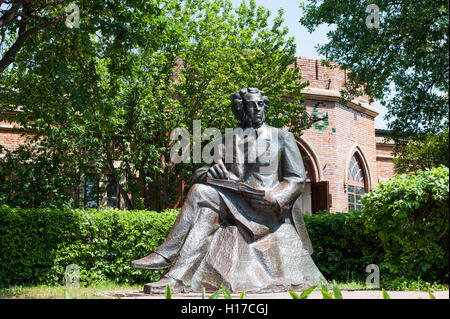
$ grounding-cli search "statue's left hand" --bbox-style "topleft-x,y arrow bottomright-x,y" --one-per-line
243,190 -> 280,211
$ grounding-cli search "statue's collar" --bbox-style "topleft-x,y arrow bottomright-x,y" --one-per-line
238,123 -> 272,141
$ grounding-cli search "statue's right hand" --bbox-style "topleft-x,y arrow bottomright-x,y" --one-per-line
207,159 -> 230,180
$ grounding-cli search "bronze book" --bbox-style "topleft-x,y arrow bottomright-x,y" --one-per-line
206,177 -> 265,196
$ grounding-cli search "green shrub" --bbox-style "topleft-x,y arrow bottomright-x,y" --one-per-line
2,167 -> 448,289
0,206 -> 178,287
359,166 -> 449,282
304,212 -> 383,283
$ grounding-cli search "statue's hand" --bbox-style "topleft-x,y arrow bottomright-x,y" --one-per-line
243,190 -> 280,211
207,159 -> 230,180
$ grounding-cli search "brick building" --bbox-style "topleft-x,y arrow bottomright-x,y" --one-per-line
0,56 -> 396,212
293,57 -> 395,213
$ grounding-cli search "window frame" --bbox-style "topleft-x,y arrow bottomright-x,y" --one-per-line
84,174 -> 100,209
347,154 -> 366,212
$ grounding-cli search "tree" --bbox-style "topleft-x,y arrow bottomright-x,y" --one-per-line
1,0 -> 308,210
299,0 -> 449,141
0,0 -> 74,74
393,130 -> 449,174
0,143 -> 80,208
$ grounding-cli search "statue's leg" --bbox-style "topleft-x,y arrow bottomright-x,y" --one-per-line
131,183 -> 224,270
155,183 -> 224,260
144,184 -> 224,293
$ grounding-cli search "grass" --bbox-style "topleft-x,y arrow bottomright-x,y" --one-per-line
0,280 -> 447,299
336,280 -> 448,291
0,282 -> 143,299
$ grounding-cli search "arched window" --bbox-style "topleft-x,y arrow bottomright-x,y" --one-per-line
347,154 -> 366,211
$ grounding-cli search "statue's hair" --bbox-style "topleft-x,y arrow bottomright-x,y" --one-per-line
231,88 -> 269,125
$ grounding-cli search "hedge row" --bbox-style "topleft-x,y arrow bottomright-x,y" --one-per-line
1,205 -> 377,287
303,212 -> 383,283
0,167 -> 447,287
0,207 -> 178,287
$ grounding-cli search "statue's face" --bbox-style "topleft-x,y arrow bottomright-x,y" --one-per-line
243,93 -> 265,127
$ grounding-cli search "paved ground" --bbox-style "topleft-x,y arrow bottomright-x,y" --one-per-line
103,290 -> 449,299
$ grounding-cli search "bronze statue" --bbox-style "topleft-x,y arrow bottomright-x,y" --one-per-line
131,87 -> 325,293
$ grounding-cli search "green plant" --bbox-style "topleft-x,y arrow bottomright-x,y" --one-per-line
288,285 -> 317,299
394,130 -> 449,174
199,284 -> 223,299
332,281 -> 343,299
300,0 -> 449,138
318,279 -> 343,299
1,0 -> 309,211
303,212 -> 383,283
222,285 -> 232,299
165,285 -> 172,299
208,290 -> 222,299
0,206 -> 178,287
199,284 -> 245,299
428,290 -> 436,299
360,167 -> 449,283
381,277 -> 448,291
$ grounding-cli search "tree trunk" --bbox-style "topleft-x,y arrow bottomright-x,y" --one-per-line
104,144 -> 134,210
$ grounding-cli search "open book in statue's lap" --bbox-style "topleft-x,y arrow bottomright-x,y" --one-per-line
131,88 -> 325,293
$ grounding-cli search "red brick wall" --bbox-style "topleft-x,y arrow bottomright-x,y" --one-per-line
0,129 -> 26,152
0,114 -> 27,153
295,57 -> 370,104
376,143 -> 396,181
300,99 -> 377,212
293,57 -> 395,212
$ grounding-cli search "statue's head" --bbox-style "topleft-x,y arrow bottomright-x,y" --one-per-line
231,88 -> 269,128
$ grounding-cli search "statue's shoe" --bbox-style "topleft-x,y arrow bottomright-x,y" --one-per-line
131,253 -> 171,270
144,277 -> 187,294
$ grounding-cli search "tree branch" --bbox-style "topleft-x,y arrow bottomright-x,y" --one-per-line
0,13 -> 64,73
0,2 -> 19,27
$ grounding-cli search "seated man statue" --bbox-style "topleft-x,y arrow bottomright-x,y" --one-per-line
131,87 -> 325,293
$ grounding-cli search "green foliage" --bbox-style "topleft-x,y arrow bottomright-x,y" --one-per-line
383,277 -> 448,291
319,278 -> 333,299
201,285 -> 206,299
332,280 -> 343,299
360,166 -> 449,282
0,144 -> 81,209
393,130 -> 449,174
165,284 -> 172,299
0,206 -> 178,287
382,288 -> 390,299
299,0 -> 449,138
0,0 -> 308,211
208,289 -> 221,299
0,1 -> 72,73
222,285 -> 232,299
288,285 -> 318,299
303,212 -> 383,283
2,187 -> 447,288
288,290 -> 300,299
